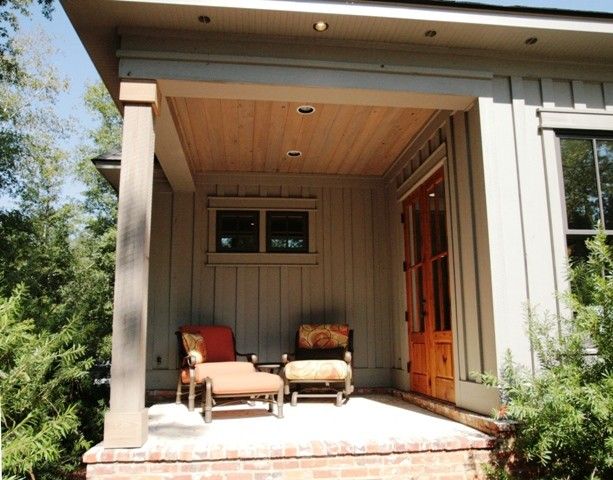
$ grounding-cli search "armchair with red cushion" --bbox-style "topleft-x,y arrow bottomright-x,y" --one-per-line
175,325 -> 283,423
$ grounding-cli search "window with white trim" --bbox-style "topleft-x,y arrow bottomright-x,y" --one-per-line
206,196 -> 318,266
559,133 -> 613,257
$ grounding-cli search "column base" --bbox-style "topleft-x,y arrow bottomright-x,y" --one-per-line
103,409 -> 148,448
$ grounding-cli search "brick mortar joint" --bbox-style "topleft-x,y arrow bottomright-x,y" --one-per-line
85,447 -> 493,466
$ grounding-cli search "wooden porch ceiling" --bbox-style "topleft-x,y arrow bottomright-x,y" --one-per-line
167,97 -> 434,176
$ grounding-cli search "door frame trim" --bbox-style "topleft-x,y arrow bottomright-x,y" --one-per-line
396,144 -> 446,202
402,165 -> 456,403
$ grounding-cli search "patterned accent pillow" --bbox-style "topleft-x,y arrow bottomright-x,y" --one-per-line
181,332 -> 207,364
298,324 -> 349,349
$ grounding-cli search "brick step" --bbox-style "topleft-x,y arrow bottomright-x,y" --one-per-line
86,448 -> 492,479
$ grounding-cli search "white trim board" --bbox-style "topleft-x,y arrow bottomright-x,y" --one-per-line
539,109 -> 613,130
208,197 -> 317,210
206,252 -> 318,266
194,172 -> 385,189
121,1 -> 613,34
396,143 -> 447,202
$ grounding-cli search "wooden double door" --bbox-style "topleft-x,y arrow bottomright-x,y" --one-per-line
402,169 -> 455,403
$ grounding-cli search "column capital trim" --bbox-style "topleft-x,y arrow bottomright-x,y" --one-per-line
119,79 -> 160,115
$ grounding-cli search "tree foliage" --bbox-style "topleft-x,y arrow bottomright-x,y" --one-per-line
0,287 -> 93,480
478,231 -> 613,480
0,1 -> 57,191
0,4 -> 121,474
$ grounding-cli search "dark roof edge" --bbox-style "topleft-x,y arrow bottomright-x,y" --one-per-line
348,0 -> 613,20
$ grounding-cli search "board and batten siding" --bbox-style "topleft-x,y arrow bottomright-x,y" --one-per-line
478,77 -> 613,377
146,174 -> 393,389
385,77 -> 613,414
385,108 -> 498,414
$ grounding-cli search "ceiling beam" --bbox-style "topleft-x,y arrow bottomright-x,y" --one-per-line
155,95 -> 195,192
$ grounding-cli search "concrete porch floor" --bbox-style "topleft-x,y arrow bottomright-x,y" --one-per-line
84,394 -> 495,479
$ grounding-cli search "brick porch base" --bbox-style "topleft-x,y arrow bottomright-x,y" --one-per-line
85,440 -> 492,479
84,395 -> 495,479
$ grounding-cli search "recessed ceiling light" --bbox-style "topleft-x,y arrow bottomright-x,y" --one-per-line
424,30 -> 437,38
525,37 -> 538,45
313,21 -> 329,32
297,105 -> 315,115
287,150 -> 302,158
198,15 -> 211,24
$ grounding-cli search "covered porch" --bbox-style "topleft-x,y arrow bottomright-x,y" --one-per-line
96,75 -> 504,445
95,72 -> 505,448
62,0 -> 559,464
84,394 -> 496,479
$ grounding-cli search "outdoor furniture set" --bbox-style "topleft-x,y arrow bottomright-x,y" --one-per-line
176,324 -> 354,423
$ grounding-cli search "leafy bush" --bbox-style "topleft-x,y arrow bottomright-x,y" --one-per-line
478,232 -> 613,480
0,287 -> 94,480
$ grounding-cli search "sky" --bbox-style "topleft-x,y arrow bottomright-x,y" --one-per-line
12,0 -> 613,204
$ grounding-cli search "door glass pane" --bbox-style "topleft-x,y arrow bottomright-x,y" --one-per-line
432,256 -> 451,331
597,140 -> 613,229
561,138 -> 600,229
410,267 -> 424,333
433,258 -> 440,329
429,180 -> 447,256
441,256 -> 451,331
409,200 -> 422,265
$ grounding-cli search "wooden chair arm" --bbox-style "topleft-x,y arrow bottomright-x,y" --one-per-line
237,352 -> 258,363
281,353 -> 294,364
344,351 -> 352,364
184,354 -> 198,368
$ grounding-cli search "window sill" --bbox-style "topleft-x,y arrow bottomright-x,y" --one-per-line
206,252 -> 319,266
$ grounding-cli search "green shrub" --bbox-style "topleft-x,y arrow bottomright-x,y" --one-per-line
478,231 -> 613,480
0,287 -> 94,480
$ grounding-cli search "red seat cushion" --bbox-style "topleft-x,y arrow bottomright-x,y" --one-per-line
179,325 -> 236,362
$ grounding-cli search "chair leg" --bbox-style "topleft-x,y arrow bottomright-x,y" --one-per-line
204,378 -> 213,423
175,376 -> 183,404
291,391 -> 298,406
276,387 -> 284,419
188,370 -> 196,411
345,375 -> 353,397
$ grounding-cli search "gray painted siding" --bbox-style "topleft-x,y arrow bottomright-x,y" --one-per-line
146,179 -> 393,389
386,108 -> 498,413
144,74 -> 613,415
480,77 -> 613,373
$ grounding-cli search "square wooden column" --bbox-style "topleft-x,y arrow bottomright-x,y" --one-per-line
103,81 -> 159,448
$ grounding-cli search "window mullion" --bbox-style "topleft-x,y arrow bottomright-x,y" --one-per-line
593,138 -> 606,229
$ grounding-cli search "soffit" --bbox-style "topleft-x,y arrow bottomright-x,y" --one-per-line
167,97 -> 434,176
61,0 -> 613,102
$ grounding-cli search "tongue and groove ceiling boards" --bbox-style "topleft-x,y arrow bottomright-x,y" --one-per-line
167,98 -> 435,176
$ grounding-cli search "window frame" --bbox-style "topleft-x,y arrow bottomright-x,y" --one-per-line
215,210 -> 260,253
206,196 -> 318,266
266,210 -> 309,253
557,130 -> 613,237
